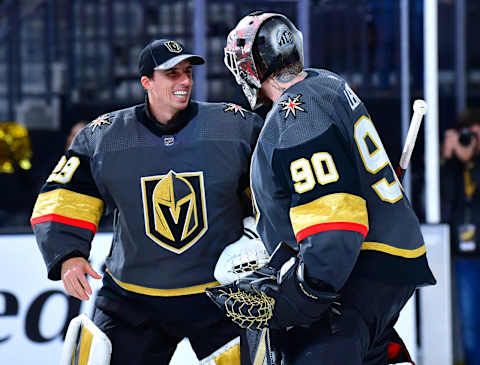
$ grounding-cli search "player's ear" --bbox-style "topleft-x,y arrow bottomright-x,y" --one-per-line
140,75 -> 151,90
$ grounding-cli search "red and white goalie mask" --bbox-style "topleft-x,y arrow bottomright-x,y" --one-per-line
224,11 -> 304,110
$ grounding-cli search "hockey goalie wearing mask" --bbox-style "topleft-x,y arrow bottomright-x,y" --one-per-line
208,11 -> 436,365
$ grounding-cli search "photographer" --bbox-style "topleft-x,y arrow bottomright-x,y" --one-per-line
442,123 -> 479,165
441,108 -> 480,365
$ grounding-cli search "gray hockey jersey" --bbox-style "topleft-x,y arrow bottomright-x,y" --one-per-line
251,69 -> 435,291
32,100 -> 263,295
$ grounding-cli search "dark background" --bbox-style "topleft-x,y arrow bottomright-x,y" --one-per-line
1,0 -> 478,231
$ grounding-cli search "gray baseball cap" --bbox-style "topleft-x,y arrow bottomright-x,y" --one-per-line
138,39 -> 205,76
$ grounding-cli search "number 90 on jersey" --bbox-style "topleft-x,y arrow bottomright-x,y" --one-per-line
290,152 -> 339,194
289,116 -> 403,205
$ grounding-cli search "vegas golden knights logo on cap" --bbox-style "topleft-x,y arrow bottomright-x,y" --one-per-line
164,41 -> 183,53
141,171 -> 207,254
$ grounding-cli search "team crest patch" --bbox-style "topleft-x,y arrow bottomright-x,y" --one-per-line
90,113 -> 111,132
279,94 -> 306,119
223,103 -> 246,119
164,41 -> 182,53
141,171 -> 208,254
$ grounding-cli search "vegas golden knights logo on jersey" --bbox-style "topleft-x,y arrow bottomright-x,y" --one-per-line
141,171 -> 208,254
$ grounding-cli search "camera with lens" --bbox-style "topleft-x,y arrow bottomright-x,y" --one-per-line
459,128 -> 475,146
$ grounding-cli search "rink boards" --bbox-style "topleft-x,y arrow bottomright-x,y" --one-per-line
0,225 -> 450,365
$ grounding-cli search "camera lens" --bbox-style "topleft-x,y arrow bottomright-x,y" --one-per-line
459,128 -> 473,146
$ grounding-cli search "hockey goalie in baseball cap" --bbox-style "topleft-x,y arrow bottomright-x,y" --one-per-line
33,35 -> 264,365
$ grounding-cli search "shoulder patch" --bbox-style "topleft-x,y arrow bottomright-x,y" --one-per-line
90,113 -> 112,132
343,83 -> 361,111
223,103 -> 246,119
278,93 -> 306,119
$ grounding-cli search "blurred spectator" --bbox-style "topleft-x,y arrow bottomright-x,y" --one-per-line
66,121 -> 88,150
368,0 -> 425,94
368,0 -> 397,91
411,0 -> 424,94
441,108 -> 480,365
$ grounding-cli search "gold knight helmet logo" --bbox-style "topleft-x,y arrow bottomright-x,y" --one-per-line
163,41 -> 183,53
141,171 -> 208,254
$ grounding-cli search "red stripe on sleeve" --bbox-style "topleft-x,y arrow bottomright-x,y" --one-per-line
296,222 -> 368,242
31,214 -> 97,234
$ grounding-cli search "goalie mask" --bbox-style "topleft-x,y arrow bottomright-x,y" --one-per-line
224,11 -> 304,110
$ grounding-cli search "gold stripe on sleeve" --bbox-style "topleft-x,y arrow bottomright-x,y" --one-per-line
289,193 -> 368,236
31,188 -> 104,227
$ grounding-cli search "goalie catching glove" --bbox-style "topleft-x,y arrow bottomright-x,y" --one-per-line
206,242 -> 341,330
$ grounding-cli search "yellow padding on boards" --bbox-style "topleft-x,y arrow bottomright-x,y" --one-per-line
289,193 -> 368,235
75,326 -> 93,365
215,342 -> 240,365
32,188 -> 103,225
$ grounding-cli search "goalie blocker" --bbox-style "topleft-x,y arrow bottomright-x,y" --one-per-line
214,216 -> 269,285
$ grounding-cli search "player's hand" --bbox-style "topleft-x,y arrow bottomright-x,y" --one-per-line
61,257 -> 102,301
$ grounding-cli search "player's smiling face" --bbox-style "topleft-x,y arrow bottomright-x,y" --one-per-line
150,60 -> 193,113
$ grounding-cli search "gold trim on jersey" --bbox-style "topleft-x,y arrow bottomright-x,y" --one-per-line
106,270 -> 219,296
361,241 -> 426,258
31,188 -> 103,226
289,193 -> 368,236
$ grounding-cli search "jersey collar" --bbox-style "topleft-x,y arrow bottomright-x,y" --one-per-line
136,95 -> 198,136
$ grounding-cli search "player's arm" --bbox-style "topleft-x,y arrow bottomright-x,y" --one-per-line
272,123 -> 368,292
214,112 -> 267,284
237,112 -> 264,217
31,129 -> 104,298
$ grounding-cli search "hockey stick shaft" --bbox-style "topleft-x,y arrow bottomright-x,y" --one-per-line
396,99 -> 428,183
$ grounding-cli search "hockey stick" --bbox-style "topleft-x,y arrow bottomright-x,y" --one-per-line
396,99 -> 428,183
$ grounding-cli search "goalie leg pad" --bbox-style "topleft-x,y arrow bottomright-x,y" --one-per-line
198,336 -> 240,365
61,313 -> 112,365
